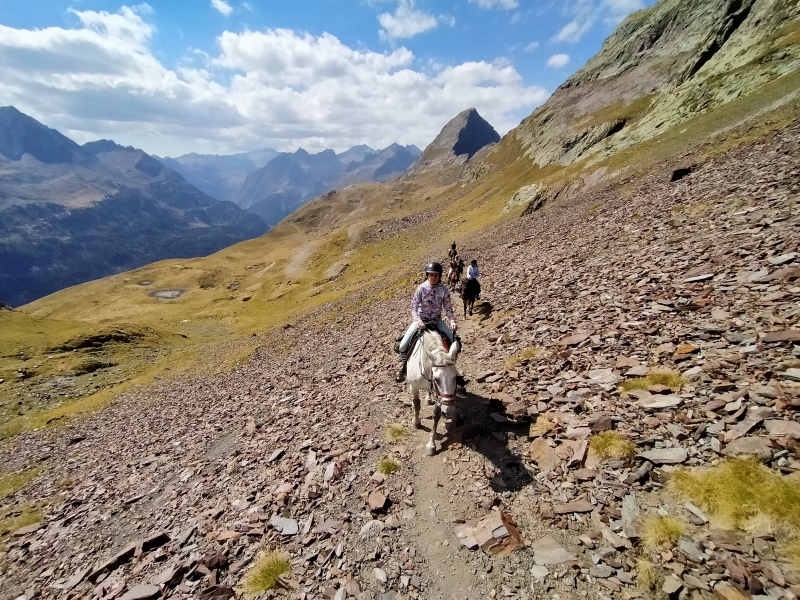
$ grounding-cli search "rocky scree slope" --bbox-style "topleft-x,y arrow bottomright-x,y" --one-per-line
1,123 -> 798,600
0,107 -> 268,308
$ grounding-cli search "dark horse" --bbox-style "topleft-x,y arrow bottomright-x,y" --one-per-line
460,278 -> 479,317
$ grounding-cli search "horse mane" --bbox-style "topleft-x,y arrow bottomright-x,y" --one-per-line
421,330 -> 456,367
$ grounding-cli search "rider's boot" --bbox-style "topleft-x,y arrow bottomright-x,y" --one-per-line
395,353 -> 407,383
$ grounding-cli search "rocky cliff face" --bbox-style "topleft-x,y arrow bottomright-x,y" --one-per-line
503,0 -> 800,169
0,108 -> 268,307
404,108 -> 500,176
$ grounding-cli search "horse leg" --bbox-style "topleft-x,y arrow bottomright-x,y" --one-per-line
426,403 -> 441,456
426,390 -> 435,406
411,389 -> 421,429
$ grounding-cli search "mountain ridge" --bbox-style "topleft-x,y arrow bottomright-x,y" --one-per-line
0,107 -> 268,306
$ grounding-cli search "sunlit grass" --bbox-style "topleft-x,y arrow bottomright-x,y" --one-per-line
241,550 -> 292,595
377,457 -> 401,476
620,371 -> 684,393
589,431 -> 638,461
385,424 -> 408,442
640,515 -> 686,552
636,560 -> 662,591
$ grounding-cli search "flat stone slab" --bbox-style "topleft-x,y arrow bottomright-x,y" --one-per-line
764,420 -> 800,437
558,331 -> 592,346
722,436 -> 772,460
762,330 -> 800,343
640,395 -> 682,411
119,585 -> 161,600
270,516 -> 299,535
530,535 -> 577,565
455,511 -> 525,556
553,500 -> 594,514
638,448 -> 688,464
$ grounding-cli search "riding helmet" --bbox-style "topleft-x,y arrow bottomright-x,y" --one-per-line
425,261 -> 443,275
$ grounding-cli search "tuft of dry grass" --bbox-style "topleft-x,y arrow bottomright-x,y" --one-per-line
670,458 -> 800,531
620,371 -> 685,393
385,424 -> 407,442
636,560 -> 662,591
640,515 -> 686,552
589,431 -> 638,461
378,457 -> 401,475
241,550 -> 291,595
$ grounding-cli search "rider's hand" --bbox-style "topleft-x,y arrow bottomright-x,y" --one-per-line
451,321 -> 458,332
417,321 -> 426,329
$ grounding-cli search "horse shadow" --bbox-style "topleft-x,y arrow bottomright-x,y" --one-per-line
438,388 -> 533,494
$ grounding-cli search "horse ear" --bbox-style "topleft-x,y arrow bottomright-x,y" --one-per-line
448,340 -> 460,359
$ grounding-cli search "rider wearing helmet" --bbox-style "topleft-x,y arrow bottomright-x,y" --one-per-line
466,258 -> 481,300
395,261 -> 458,383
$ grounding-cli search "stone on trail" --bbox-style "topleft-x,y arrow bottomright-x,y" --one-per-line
529,438 -> 560,473
640,394 -> 682,411
368,490 -> 387,512
529,535 -> 576,565
455,511 -> 525,556
638,447 -> 688,464
267,448 -> 286,462
558,331 -> 592,346
553,500 -> 594,514
764,420 -> 800,437
64,567 -> 91,590
530,565 -> 549,582
714,582 -> 749,600
762,330 -> 800,343
722,436 -> 772,460
270,516 -> 299,535
12,522 -> 42,537
373,568 -> 388,583
119,585 -> 161,600
663,574 -> 684,595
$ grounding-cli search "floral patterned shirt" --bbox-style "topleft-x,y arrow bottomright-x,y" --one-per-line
411,281 -> 456,325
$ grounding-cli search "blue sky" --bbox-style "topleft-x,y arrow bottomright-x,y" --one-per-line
0,0 -> 653,156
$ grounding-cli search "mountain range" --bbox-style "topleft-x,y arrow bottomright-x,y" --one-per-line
161,143 -> 421,226
233,143 -> 421,225
0,106 -> 268,307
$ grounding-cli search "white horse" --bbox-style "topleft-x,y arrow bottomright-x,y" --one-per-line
406,329 -> 461,456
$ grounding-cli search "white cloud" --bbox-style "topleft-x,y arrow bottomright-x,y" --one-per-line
524,41 -> 539,52
552,0 -> 643,43
468,0 -> 518,9
379,1 -> 438,40
211,0 -> 233,16
0,7 -> 549,156
546,53 -> 570,68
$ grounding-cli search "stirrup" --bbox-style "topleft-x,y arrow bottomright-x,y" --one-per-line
395,365 -> 407,383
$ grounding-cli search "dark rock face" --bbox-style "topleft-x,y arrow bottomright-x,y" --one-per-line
0,107 -> 268,306
406,108 -> 500,175
0,106 -> 85,164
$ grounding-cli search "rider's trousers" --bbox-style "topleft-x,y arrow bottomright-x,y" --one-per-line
398,320 -> 454,353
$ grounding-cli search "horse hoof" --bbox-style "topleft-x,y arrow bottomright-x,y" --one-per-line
425,445 -> 436,456
412,420 -> 422,429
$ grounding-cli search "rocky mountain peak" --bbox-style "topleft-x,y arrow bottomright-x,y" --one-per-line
406,108 -> 500,176
0,105 -> 85,165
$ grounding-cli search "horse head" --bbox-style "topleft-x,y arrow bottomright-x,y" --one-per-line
431,338 -> 460,417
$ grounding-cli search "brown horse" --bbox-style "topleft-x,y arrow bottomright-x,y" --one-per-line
461,277 -> 479,317
447,259 -> 463,291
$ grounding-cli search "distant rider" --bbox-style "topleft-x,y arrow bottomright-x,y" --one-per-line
448,242 -> 458,260
467,259 -> 481,300
395,262 -> 464,384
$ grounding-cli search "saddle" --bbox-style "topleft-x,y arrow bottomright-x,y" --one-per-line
394,323 -> 461,354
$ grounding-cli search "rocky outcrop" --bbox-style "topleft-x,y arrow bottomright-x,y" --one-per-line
497,0 -> 800,169
405,108 -> 500,176
0,108 -> 268,307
